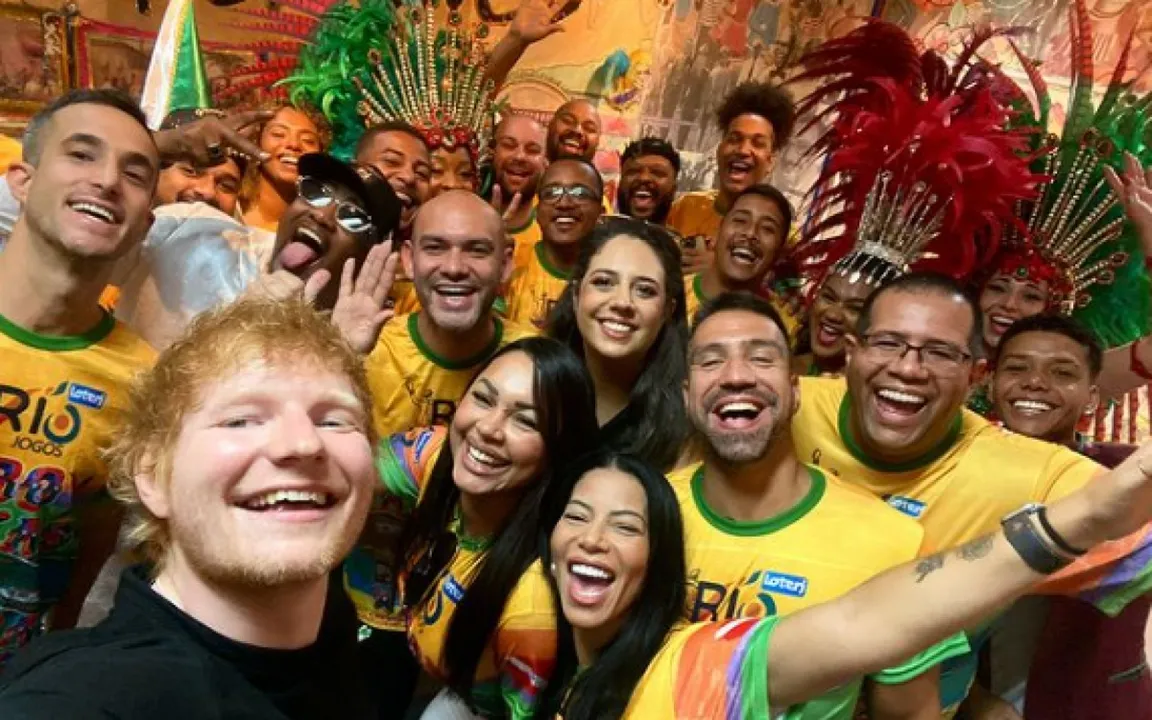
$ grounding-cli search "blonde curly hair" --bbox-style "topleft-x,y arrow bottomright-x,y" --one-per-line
106,296 -> 376,567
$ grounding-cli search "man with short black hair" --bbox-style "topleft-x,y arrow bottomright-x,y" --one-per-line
0,89 -> 159,667
668,81 -> 795,271
504,158 -> 603,327
355,121 -> 432,234
673,291 -> 965,718
792,271 -> 1152,713
617,137 -> 680,225
682,184 -> 797,339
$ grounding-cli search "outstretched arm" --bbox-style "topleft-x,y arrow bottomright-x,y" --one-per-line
764,442 -> 1152,709
1095,154 -> 1152,398
484,0 -> 567,90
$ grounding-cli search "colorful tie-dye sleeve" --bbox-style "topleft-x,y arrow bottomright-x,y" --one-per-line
378,425 -> 448,503
494,564 -> 558,720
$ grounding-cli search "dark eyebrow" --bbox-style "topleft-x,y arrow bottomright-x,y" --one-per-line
475,378 -> 498,395
62,133 -> 102,148
609,509 -> 647,526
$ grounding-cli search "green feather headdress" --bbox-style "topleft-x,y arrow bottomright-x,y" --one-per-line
283,0 -> 498,163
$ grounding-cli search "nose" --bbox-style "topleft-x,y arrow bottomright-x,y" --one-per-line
284,133 -> 303,152
822,305 -> 845,325
473,408 -> 506,444
93,157 -> 122,197
268,406 -> 324,462
887,346 -> 932,380
440,247 -> 467,278
189,175 -> 218,204
607,282 -> 636,314
309,202 -> 338,231
717,356 -> 756,388
576,519 -> 608,553
1020,368 -> 1049,391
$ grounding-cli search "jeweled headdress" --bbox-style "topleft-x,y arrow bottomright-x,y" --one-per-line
786,21 -> 1044,289
987,2 -> 1152,346
284,0 -> 497,163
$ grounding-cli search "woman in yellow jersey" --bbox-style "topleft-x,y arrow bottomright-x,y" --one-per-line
532,447 -> 1152,720
373,337 -> 597,718
547,217 -> 691,471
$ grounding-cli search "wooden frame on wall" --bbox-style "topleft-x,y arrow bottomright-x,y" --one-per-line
0,4 -> 70,129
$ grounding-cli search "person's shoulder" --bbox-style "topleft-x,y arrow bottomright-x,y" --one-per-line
816,468 -> 925,551
104,319 -> 159,365
671,191 -> 717,209
368,313 -> 417,356
0,627 -> 222,719
499,317 -> 540,343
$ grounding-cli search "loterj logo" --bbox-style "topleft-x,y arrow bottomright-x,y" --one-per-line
67,383 -> 107,410
886,495 -> 926,519
760,571 -> 809,598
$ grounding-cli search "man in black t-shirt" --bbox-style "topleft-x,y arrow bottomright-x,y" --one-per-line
0,297 -> 379,720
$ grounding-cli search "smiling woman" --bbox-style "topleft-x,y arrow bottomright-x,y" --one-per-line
547,216 -> 691,471
345,337 -> 598,718
240,105 -> 328,233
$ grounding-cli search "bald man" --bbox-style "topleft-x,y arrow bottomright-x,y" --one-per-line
364,190 -> 537,435
489,114 -> 548,250
547,98 -> 601,162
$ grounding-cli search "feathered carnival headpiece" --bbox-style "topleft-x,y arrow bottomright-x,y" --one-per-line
987,0 -> 1152,346
786,21 -> 1045,290
283,0 -> 498,162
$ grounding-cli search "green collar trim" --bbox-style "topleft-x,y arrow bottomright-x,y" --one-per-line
0,310 -> 115,351
691,464 -> 826,537
837,393 -> 962,472
692,273 -> 708,305
507,206 -> 537,235
451,507 -> 494,551
535,241 -> 570,281
408,312 -> 504,371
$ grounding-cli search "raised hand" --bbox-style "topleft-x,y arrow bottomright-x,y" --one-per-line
330,242 -> 399,354
509,0 -> 568,44
490,184 -> 525,229
1103,152 -> 1152,257
154,109 -> 274,168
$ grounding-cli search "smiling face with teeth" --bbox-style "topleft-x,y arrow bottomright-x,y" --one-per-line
575,234 -> 672,368
992,330 -> 1099,444
537,160 -> 603,253
449,350 -> 547,501
549,465 -> 650,652
357,127 -> 432,230
713,192 -> 786,288
808,273 -> 872,365
491,115 -> 547,202
845,289 -> 979,464
8,102 -> 159,265
618,154 -> 678,224
135,360 -> 375,588
687,308 -> 796,463
978,273 -> 1051,351
716,114 -> 775,199
406,191 -> 510,333
546,99 -> 602,162
258,107 -> 322,189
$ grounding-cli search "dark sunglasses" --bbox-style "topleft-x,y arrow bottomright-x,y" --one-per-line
296,176 -> 375,235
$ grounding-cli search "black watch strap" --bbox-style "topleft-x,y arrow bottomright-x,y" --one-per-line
1002,513 -> 1072,575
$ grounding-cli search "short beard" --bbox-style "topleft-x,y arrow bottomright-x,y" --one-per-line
416,280 -> 497,333
692,397 -> 787,465
497,173 -> 539,205
619,188 -> 674,226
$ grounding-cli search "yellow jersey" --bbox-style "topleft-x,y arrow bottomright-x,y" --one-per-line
684,272 -> 801,342
668,190 -> 723,247
669,463 -> 967,718
364,312 -> 536,436
507,205 -> 542,258
355,426 -> 557,719
504,242 -> 570,330
388,278 -> 421,316
791,376 -> 1152,709
0,312 -> 155,666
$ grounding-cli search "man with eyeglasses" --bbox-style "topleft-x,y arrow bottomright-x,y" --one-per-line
504,158 -> 603,327
789,272 -> 1152,714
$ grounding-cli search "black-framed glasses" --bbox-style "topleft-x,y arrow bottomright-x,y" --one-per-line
402,530 -> 458,608
861,333 -> 972,372
296,176 -> 374,235
539,183 -> 600,204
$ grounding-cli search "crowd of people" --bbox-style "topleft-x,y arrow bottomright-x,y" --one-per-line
1,0 -> 1152,718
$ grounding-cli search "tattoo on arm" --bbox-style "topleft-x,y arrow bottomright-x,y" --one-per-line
914,554 -> 944,583
958,535 -> 994,562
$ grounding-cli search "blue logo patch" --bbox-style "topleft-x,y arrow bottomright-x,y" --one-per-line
760,571 -> 809,598
67,383 -> 107,410
443,575 -> 466,604
886,495 -> 926,518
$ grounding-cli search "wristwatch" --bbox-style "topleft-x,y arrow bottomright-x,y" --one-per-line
1001,504 -> 1079,575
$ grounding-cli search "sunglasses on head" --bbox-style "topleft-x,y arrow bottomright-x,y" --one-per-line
296,176 -> 375,236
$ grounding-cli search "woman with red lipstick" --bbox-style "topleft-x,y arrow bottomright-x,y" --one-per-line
533,445 -> 1152,720
351,337 -> 597,719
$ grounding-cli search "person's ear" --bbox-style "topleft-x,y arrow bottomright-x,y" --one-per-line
135,449 -> 172,521
6,162 -> 34,205
1084,384 -> 1101,417
400,239 -> 414,280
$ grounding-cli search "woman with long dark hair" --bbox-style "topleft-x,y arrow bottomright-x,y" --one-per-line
533,448 -> 1152,719
546,216 -> 691,471
378,337 -> 597,718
